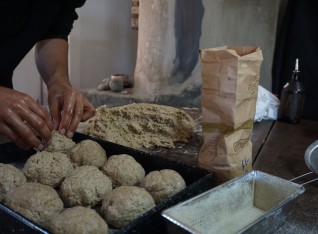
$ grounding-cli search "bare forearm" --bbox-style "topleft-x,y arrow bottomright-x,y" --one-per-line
35,38 -> 71,88
34,38 -> 95,137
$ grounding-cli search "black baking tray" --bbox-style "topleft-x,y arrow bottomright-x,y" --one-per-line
0,132 -> 215,234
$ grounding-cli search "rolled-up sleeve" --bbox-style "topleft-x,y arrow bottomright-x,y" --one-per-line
39,0 -> 86,41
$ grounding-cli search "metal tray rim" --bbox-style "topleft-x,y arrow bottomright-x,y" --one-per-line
161,170 -> 305,233
0,132 -> 216,234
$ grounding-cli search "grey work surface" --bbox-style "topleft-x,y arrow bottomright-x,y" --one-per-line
142,109 -> 275,166
145,116 -> 318,233
253,120 -> 318,234
3,105 -> 316,233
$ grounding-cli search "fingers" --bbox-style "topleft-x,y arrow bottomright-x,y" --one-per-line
0,88 -> 54,150
49,94 -> 61,130
81,99 -> 96,121
0,111 -> 45,151
0,125 -> 31,150
20,106 -> 54,144
57,91 -> 78,136
13,97 -> 54,143
27,100 -> 55,137
65,97 -> 95,136
66,99 -> 83,138
48,86 -> 95,138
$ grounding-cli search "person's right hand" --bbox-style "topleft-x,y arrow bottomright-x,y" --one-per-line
0,86 -> 54,150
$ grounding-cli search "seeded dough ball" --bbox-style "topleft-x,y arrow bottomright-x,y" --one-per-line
101,186 -> 155,228
140,169 -> 186,204
102,154 -> 145,188
23,151 -> 74,188
0,164 -> 26,202
48,206 -> 108,234
44,131 -> 76,153
60,166 -> 112,207
4,182 -> 64,228
69,140 -> 106,168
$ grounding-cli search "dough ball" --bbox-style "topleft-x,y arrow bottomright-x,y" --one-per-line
23,151 -> 74,188
4,182 -> 64,228
48,206 -> 108,234
101,186 -> 155,228
69,139 -> 106,168
140,169 -> 186,204
44,131 -> 76,153
0,163 -> 26,202
60,165 -> 112,207
102,154 -> 145,188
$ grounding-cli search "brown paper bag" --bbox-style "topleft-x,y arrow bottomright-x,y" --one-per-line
198,46 -> 263,183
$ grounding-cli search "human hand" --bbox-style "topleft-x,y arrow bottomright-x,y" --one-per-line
47,82 -> 95,138
0,86 -> 54,150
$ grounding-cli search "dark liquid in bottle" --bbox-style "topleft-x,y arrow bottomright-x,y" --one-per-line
278,59 -> 305,124
278,80 -> 305,124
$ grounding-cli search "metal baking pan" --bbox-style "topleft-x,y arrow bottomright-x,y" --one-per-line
0,132 -> 215,234
162,170 -> 305,234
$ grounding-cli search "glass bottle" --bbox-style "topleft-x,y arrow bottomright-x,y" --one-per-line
278,58 -> 305,124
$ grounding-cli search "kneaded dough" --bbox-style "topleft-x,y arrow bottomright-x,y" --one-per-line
0,163 -> 26,202
101,186 -> 155,228
23,151 -> 74,188
69,139 -> 106,168
140,169 -> 186,204
4,182 -> 64,228
86,103 -> 195,149
44,131 -> 76,153
48,206 -> 108,234
102,154 -> 145,188
60,165 -> 112,207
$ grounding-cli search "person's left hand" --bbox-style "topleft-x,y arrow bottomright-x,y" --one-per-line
47,82 -> 95,138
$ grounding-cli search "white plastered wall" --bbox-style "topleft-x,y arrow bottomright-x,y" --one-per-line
69,0 -> 138,90
13,0 -> 138,105
12,0 -> 287,105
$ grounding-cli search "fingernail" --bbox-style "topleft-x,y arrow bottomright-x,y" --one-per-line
47,138 -> 53,146
36,144 -> 44,151
67,132 -> 74,138
59,128 -> 66,135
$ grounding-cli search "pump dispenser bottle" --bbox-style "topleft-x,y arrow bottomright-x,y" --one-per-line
278,58 -> 305,124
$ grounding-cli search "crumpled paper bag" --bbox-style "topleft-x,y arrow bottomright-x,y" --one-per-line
198,46 -> 263,183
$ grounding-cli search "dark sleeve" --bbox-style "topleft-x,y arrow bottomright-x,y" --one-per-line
39,0 -> 86,41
